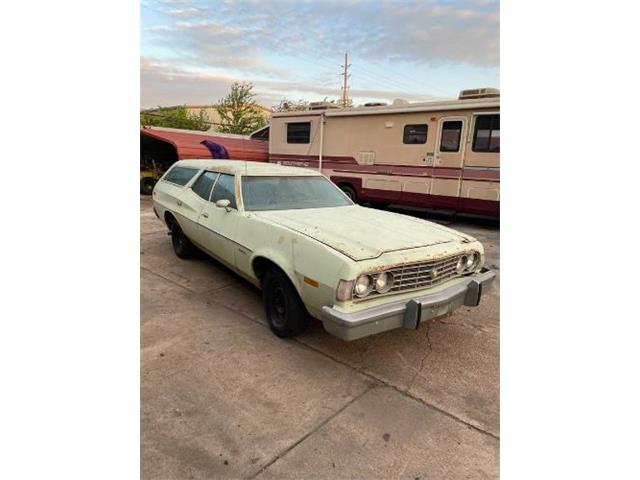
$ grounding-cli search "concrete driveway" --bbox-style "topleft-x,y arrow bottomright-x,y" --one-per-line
141,196 -> 500,479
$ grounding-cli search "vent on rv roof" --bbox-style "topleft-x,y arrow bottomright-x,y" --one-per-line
458,88 -> 500,100
392,98 -> 409,106
363,102 -> 387,107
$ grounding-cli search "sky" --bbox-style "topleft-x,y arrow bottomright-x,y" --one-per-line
140,0 -> 499,109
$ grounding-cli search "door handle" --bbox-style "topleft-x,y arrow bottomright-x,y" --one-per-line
177,200 -> 182,206
202,212 -> 209,218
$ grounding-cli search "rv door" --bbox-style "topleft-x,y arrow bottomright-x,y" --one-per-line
419,116 -> 467,210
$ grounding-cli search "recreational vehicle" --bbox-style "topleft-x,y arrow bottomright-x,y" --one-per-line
256,88 -> 500,217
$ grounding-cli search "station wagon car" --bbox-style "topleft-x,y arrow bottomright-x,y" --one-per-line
152,159 -> 495,341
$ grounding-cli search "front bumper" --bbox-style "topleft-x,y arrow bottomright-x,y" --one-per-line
321,268 -> 496,341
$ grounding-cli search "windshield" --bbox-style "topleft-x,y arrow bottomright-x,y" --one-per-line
242,176 -> 353,211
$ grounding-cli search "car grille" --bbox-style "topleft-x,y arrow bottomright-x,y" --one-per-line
388,254 -> 461,292
355,254 -> 464,301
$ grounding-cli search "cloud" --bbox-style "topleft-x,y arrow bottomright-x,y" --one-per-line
147,0 -> 499,67
141,0 -> 498,107
168,6 -> 202,15
140,58 -> 440,109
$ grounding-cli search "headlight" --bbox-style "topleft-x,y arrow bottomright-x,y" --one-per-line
374,271 -> 394,293
466,253 -> 476,269
456,256 -> 467,274
354,274 -> 373,297
457,251 -> 481,274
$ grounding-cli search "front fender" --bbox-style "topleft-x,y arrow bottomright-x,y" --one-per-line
250,248 -> 300,292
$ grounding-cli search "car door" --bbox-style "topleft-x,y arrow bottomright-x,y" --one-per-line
180,170 -> 218,241
197,173 -> 240,269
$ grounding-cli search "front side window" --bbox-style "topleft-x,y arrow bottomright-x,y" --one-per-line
211,173 -> 237,209
403,124 -> 428,144
242,176 -> 353,211
440,121 -> 463,152
163,166 -> 198,186
286,122 -> 311,144
192,171 -> 218,200
472,114 -> 500,152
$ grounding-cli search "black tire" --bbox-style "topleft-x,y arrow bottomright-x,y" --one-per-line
339,184 -> 357,202
262,268 -> 310,338
169,219 -> 196,259
140,177 -> 156,195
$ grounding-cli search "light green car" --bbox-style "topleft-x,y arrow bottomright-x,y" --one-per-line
152,159 -> 495,341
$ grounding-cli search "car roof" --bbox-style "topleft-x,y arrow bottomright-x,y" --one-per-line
174,159 -> 322,177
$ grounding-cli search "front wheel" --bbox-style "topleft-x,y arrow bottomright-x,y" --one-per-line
339,184 -> 357,202
262,269 -> 310,338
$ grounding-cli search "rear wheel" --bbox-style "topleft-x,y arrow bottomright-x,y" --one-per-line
339,184 -> 357,202
262,269 -> 310,338
169,219 -> 196,259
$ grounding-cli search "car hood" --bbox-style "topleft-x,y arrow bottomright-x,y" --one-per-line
254,205 -> 472,261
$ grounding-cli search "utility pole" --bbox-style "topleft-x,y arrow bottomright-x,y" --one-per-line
340,52 -> 351,108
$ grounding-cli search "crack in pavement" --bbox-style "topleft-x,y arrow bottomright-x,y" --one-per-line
246,384 -> 376,480
405,318 -> 434,393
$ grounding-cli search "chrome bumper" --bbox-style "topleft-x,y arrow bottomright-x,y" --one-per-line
321,269 -> 496,341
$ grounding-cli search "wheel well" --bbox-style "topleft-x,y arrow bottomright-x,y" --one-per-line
252,256 -> 309,315
164,211 -> 177,229
252,257 -> 301,291
252,257 -> 283,283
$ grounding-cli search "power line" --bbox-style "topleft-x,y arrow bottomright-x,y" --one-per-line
354,61 -> 450,99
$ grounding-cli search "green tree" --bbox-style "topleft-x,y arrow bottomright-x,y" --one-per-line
140,106 -> 209,131
216,82 -> 267,134
272,98 -> 310,112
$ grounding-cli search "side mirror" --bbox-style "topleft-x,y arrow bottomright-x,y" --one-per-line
215,199 -> 232,212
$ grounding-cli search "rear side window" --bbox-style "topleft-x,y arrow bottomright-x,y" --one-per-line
192,171 -> 218,200
286,122 -> 311,144
163,166 -> 198,186
440,121 -> 463,152
473,114 -> 500,152
211,173 -> 237,209
403,124 -> 428,144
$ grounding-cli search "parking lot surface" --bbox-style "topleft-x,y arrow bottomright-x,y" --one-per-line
141,196 -> 500,479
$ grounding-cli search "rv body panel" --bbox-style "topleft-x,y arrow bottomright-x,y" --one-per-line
268,94 -> 500,217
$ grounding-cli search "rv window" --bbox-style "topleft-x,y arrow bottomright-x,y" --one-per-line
286,122 -> 311,144
403,124 -> 428,144
440,121 -> 463,152
163,166 -> 199,186
472,114 -> 500,153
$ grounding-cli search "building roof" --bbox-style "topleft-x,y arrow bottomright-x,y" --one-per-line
140,126 -> 268,162
141,103 -> 272,114
175,159 -> 322,177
